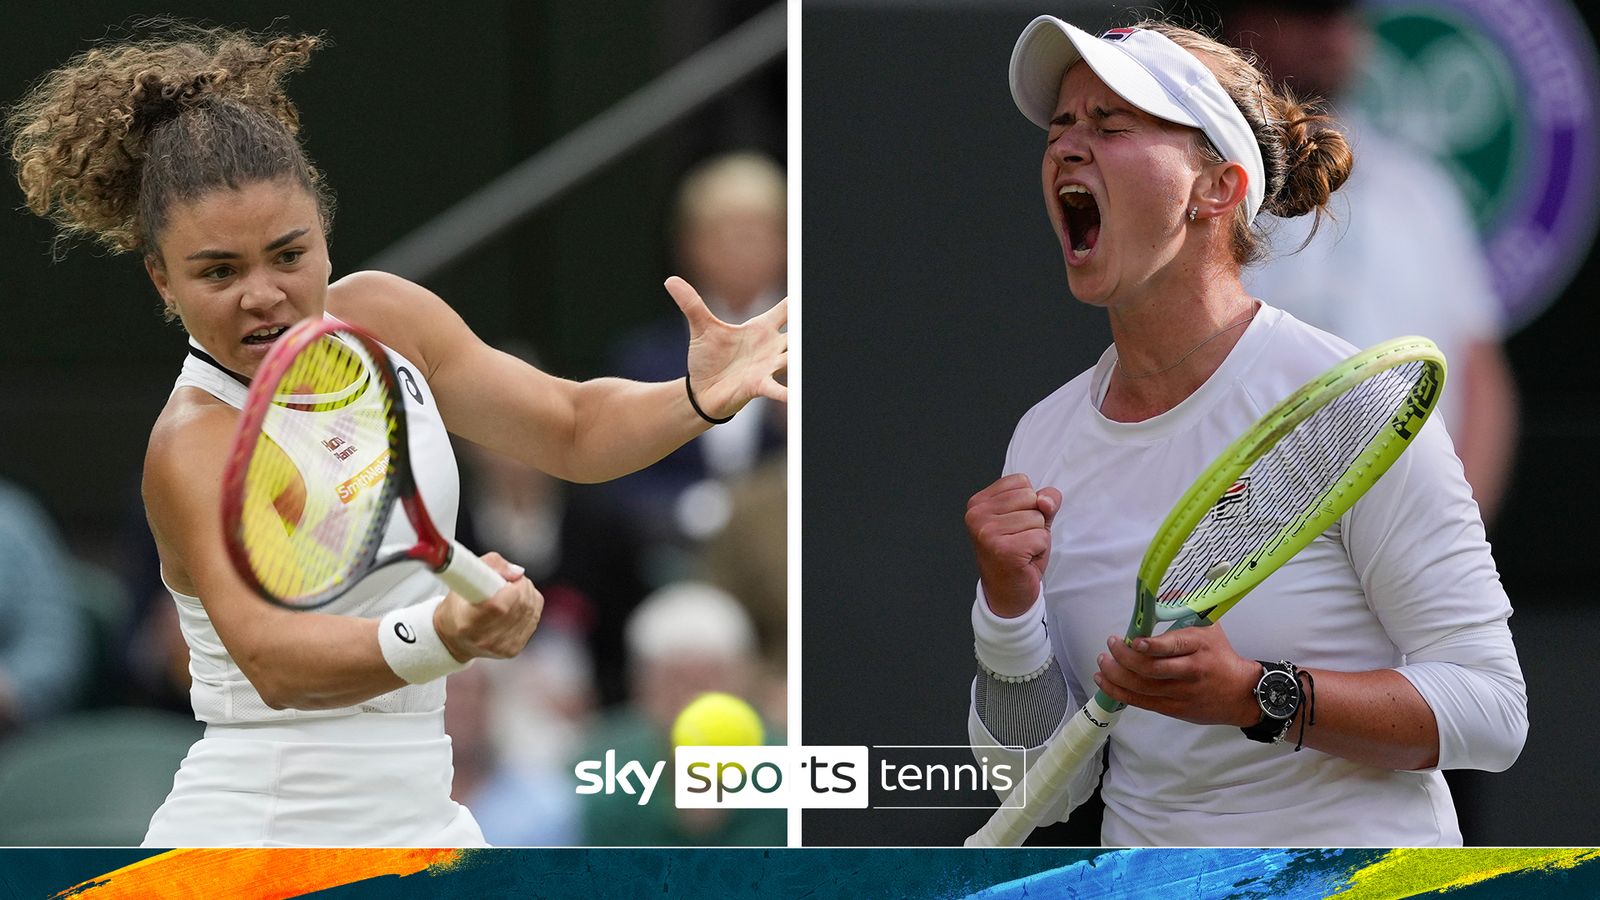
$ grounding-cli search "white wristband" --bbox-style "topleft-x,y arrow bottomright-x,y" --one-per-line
971,586 -> 1051,680
378,597 -> 471,684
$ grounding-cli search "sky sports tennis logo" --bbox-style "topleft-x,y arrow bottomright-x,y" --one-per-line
573,746 -> 1026,809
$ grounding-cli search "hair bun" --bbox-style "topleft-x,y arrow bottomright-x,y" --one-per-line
1265,96 -> 1353,220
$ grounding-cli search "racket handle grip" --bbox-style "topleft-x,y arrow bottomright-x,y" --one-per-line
1169,611 -> 1215,630
965,696 -> 1120,847
437,541 -> 509,604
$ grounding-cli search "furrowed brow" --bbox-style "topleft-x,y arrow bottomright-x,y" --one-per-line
184,228 -> 311,261
265,228 -> 310,252
1091,105 -> 1137,122
184,248 -> 239,261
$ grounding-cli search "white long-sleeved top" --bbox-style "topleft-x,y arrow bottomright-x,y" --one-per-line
969,304 -> 1527,846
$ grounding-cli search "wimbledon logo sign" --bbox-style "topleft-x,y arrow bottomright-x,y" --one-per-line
1354,0 -> 1600,327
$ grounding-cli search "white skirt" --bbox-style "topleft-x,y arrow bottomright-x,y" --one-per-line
143,710 -> 485,847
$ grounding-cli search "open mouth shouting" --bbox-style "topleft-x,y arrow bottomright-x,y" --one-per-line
1059,183 -> 1101,265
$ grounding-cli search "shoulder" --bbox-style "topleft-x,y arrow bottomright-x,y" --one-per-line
143,389 -> 238,507
326,270 -> 466,374
327,269 -> 430,311
1006,364 -> 1101,461
1240,306 -> 1362,395
142,390 -> 253,592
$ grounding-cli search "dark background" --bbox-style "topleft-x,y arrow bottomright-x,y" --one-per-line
802,0 -> 1600,845
0,0 -> 785,558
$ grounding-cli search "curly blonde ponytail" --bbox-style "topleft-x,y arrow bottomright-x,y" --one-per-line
5,23 -> 330,255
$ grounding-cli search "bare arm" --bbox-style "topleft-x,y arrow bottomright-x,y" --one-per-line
1095,625 -> 1441,770
331,271 -> 787,483
143,395 -> 538,710
1453,339 -> 1518,526
1286,668 -> 1438,769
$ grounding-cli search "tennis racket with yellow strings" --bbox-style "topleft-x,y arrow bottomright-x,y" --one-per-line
966,335 -> 1446,846
220,318 -> 505,610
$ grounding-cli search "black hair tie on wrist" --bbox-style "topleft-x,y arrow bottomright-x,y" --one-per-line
1293,668 -> 1317,752
686,375 -> 734,425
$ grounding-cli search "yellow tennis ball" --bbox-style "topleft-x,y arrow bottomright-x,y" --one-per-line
671,692 -> 765,747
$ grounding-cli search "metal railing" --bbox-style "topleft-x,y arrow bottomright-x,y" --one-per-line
365,2 -> 786,281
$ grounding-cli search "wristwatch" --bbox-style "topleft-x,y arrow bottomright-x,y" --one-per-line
1241,660 -> 1300,744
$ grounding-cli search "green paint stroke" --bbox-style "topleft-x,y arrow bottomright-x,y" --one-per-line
1330,848 -> 1600,899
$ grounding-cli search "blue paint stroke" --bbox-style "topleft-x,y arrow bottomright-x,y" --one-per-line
964,848 -> 1360,900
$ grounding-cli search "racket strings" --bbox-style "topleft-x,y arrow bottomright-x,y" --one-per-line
239,333 -> 399,605
274,336 -> 371,411
1155,361 -> 1426,608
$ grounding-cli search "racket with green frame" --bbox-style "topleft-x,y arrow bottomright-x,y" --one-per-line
966,335 -> 1446,847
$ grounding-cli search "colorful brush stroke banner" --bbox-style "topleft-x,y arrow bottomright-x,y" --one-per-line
0,848 -> 1597,898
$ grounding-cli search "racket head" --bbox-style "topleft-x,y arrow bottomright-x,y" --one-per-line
221,318 -> 412,610
1129,335 -> 1447,638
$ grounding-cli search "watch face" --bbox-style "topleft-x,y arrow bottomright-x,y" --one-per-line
1257,670 -> 1298,720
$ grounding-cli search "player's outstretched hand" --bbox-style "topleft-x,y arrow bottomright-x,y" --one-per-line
669,275 -> 788,418
434,552 -> 543,661
1092,623 -> 1261,727
965,474 -> 1062,618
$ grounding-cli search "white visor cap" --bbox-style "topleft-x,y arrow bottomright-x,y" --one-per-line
1009,16 -> 1266,225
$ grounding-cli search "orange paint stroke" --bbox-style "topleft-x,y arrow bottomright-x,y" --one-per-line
53,848 -> 465,900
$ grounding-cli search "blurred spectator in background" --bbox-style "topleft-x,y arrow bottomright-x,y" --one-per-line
0,480 -> 89,734
576,581 -> 783,845
702,452 -> 788,724
455,351 -> 652,709
1219,0 -> 1519,524
604,152 -> 788,555
481,624 -> 598,786
109,489 -> 196,715
445,660 -> 584,846
122,593 -> 191,713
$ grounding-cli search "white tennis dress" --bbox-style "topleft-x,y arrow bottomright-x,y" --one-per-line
143,326 -> 486,847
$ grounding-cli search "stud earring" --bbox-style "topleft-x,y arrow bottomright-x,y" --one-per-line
1188,206 -> 1199,222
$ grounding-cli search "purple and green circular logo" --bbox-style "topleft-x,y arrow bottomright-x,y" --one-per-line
1353,0 -> 1600,328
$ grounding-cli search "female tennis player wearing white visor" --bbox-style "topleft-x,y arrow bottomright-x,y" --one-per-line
963,15 -> 1527,845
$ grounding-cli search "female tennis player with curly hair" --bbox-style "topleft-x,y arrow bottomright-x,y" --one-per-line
6,25 -> 785,846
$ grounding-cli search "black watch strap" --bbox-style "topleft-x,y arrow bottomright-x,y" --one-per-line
1242,660 -> 1300,744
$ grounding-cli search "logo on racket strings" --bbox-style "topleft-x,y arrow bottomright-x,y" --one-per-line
1212,476 -> 1253,521
321,435 -> 360,461
337,451 -> 391,504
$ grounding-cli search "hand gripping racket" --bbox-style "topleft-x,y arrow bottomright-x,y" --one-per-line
965,335 -> 1446,846
221,318 -> 506,610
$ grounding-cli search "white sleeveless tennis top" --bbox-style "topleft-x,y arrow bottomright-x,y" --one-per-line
165,321 -> 461,724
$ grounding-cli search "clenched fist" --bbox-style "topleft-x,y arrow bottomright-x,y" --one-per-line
965,474 -> 1062,618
